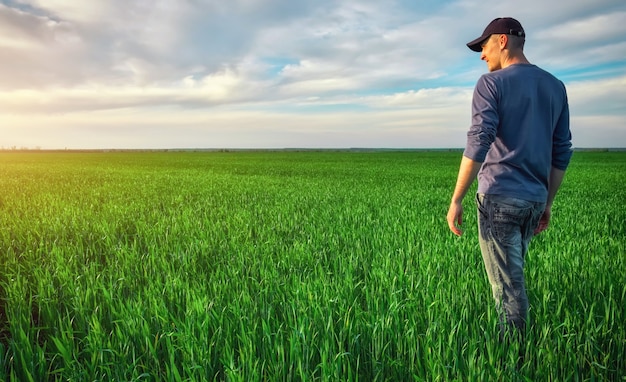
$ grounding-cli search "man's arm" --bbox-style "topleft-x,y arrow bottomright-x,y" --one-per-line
447,155 -> 482,236
534,167 -> 566,234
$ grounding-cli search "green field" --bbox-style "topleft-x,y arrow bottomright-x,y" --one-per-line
0,150 -> 624,381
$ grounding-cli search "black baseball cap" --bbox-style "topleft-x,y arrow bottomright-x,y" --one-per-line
466,17 -> 525,52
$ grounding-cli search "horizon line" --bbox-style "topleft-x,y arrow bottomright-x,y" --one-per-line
1,147 -> 625,153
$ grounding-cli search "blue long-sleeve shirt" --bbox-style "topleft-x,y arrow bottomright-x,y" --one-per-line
463,63 -> 572,202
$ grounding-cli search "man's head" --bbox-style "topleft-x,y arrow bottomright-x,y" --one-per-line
467,17 -> 527,72
467,17 -> 525,52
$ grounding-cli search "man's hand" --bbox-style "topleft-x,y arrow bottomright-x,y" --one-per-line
447,156 -> 482,237
534,206 -> 551,234
447,201 -> 464,236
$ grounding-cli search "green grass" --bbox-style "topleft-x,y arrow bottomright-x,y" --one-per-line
0,150 -> 624,381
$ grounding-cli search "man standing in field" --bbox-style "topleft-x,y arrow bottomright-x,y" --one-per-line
446,17 -> 572,341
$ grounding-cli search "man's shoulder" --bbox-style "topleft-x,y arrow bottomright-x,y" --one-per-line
506,64 -> 561,81
484,64 -> 565,88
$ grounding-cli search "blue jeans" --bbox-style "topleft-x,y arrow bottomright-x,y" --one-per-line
476,194 -> 546,336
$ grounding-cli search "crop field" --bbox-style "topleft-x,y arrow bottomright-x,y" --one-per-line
0,150 -> 624,381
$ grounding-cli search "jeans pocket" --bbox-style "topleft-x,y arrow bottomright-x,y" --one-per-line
491,203 -> 530,246
524,202 -> 547,240
476,194 -> 488,220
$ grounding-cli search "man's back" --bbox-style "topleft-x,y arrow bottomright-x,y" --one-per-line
464,63 -> 572,202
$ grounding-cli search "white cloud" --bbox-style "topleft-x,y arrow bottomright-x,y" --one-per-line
15,0 -> 110,23
0,69 -> 262,114
543,11 -> 626,44
568,75 -> 626,116
0,0 -> 624,148
0,106 -> 470,149
529,11 -> 626,70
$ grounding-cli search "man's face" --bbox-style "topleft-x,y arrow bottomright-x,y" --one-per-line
480,35 -> 502,72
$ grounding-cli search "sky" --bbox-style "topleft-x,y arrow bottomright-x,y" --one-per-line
1,0 -> 625,149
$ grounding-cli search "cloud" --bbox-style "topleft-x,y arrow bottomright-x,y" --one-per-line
0,104 -> 471,149
530,11 -> 626,71
0,4 -> 84,88
1,73 -> 622,149
0,69 -> 266,113
0,0 -> 624,148
567,74 -> 626,147
14,0 -> 110,23
568,75 -> 626,116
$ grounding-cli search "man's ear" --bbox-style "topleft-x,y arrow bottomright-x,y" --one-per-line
499,34 -> 508,50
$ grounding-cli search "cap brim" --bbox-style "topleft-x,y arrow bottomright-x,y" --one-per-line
466,35 -> 488,52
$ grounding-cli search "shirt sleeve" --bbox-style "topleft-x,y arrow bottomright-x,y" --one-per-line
463,75 -> 499,163
551,83 -> 573,170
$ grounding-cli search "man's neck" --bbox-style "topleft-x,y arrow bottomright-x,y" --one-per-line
501,52 -> 530,69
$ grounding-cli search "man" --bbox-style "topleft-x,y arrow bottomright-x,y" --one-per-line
446,17 -> 572,340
